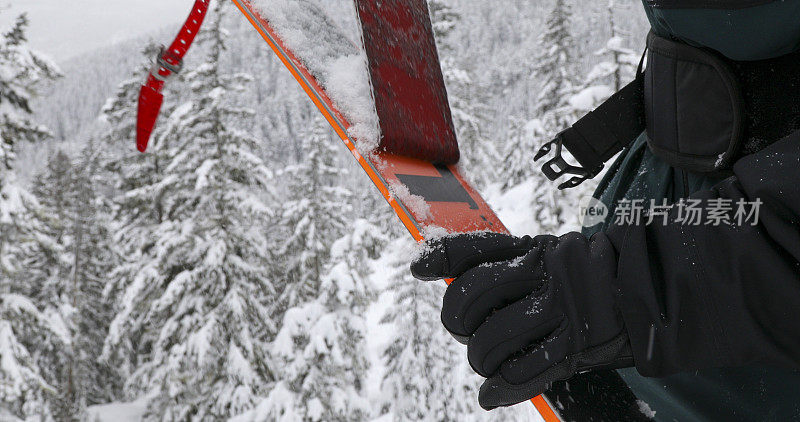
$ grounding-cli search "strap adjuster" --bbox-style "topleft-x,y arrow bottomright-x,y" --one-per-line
152,46 -> 184,82
534,130 -> 603,190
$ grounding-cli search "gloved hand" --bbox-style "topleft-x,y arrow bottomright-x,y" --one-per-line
411,231 -> 634,410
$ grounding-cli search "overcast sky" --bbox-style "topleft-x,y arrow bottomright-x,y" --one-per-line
0,0 -> 195,62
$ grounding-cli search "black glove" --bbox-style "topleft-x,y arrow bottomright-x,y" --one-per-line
411,232 -> 634,410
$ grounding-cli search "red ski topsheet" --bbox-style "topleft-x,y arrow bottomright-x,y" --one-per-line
355,0 -> 460,165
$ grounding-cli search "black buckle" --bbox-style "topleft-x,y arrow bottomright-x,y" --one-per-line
152,46 -> 183,81
534,130 -> 602,190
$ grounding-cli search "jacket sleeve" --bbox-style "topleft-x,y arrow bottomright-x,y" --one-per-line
602,129 -> 800,377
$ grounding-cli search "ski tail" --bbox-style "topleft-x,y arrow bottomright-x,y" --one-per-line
354,0 -> 460,164
136,0 -> 211,152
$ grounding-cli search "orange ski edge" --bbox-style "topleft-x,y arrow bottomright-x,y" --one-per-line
532,395 -> 563,422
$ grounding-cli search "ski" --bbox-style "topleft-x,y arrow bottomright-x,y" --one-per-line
228,0 -> 568,419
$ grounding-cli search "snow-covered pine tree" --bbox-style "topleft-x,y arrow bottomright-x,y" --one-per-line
14,150 -> 78,420
103,4 -> 277,420
0,13 -> 60,182
0,11 -> 61,289
429,0 -> 499,186
17,151 -> 72,309
0,12 -> 63,422
500,115 -> 547,189
532,0 -> 578,126
378,238 -> 484,421
0,295 -> 59,421
567,0 -> 639,121
251,114 -> 362,420
266,219 -> 386,421
596,0 -> 639,92
13,146 -> 121,419
95,45 -> 176,386
98,44 -> 180,381
275,117 -> 351,313
517,0 -> 639,232
500,0 -> 580,187
68,140 -> 124,409
499,0 -> 587,233
308,218 -> 387,420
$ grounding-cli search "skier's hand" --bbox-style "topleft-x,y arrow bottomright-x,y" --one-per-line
411,232 -> 634,410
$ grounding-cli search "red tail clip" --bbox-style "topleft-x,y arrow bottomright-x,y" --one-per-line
136,0 -> 211,152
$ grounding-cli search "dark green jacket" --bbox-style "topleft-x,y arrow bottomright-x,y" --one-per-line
581,2 -> 800,420
586,134 -> 800,421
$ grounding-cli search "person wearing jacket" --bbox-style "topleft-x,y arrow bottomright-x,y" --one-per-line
411,1 -> 800,420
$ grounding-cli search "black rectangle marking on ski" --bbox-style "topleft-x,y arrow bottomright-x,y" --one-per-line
396,165 -> 478,209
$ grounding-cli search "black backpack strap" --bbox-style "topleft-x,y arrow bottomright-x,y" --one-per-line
535,72 -> 646,190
